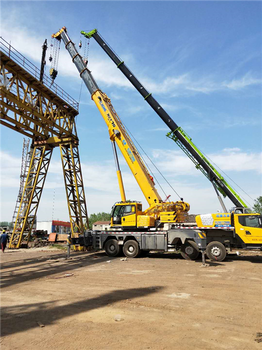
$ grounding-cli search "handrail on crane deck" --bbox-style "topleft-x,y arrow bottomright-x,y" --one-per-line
0,36 -> 79,112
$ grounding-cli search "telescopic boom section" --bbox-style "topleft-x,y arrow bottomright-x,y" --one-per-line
52,27 -> 189,216
81,29 -> 247,209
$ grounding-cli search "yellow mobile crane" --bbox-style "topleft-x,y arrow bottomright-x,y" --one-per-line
52,27 -> 205,260
53,27 -> 262,262
80,28 -> 262,262
52,27 -> 190,231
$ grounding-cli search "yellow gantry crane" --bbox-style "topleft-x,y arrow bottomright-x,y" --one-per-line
0,37 -> 88,248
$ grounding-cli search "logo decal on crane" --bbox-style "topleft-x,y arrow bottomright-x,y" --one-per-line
122,139 -> 135,163
107,113 -> 116,128
99,100 -> 107,112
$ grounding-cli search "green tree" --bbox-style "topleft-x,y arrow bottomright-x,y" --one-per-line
253,196 -> 262,214
88,212 -> 111,229
0,222 -> 13,230
0,222 -> 9,227
8,222 -> 14,229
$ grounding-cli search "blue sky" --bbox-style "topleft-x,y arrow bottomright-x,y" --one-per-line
0,1 -> 261,222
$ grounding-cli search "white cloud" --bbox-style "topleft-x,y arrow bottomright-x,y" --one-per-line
152,148 -> 262,175
209,149 -> 262,173
220,117 -> 261,128
152,149 -> 195,175
1,146 -> 260,221
2,147 -> 260,194
145,73 -> 261,95
1,25 -> 43,65
0,14 -> 131,90
222,73 -> 261,90
149,127 -> 169,132
0,151 -> 21,188
1,14 -> 260,99
223,147 -> 241,152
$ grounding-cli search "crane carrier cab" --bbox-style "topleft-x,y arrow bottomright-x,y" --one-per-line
111,202 -> 151,229
111,201 -> 189,229
194,211 -> 262,261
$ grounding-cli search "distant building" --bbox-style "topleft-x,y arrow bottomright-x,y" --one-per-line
92,221 -> 110,231
36,220 -> 71,235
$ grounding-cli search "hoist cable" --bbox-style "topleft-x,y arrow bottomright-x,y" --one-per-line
121,122 -> 169,199
191,143 -> 253,207
203,153 -> 253,207
123,122 -> 182,201
78,80 -> 83,105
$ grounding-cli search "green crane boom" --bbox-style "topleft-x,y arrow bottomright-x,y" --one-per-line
81,29 -> 247,210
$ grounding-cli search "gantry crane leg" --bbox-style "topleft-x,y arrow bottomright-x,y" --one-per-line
1,39 -> 89,249
9,145 -> 53,248
0,38 -> 88,248
60,142 -> 88,238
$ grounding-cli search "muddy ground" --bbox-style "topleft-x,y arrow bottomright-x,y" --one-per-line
1,247 -> 262,350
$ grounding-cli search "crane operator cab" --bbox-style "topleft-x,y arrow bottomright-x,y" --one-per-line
111,201 -> 156,230
232,213 -> 262,245
231,207 -> 252,214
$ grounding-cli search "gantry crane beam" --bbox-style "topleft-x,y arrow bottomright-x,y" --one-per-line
0,37 -> 88,248
0,51 -> 78,141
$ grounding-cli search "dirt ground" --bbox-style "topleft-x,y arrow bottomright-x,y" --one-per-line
1,247 -> 262,350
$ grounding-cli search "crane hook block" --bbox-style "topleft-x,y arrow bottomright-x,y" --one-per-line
49,68 -> 58,80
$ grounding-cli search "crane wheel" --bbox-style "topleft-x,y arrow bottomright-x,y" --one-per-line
123,240 -> 140,258
104,239 -> 120,257
181,240 -> 200,260
206,241 -> 226,262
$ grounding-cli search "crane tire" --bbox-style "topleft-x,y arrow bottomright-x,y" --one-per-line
206,241 -> 226,262
104,239 -> 120,257
123,240 -> 140,258
181,240 -> 200,260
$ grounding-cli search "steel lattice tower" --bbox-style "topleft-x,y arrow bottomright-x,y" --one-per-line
0,37 -> 88,248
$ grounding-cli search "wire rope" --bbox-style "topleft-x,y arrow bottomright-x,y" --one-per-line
123,122 -> 182,201
193,144 -> 254,207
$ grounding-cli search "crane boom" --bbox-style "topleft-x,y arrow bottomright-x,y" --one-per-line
52,27 -> 189,221
81,29 -> 247,210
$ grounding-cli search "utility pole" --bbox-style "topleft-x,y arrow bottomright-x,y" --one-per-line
40,39 -> 47,82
